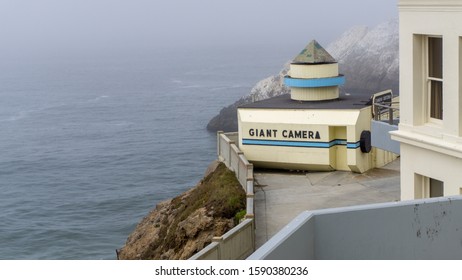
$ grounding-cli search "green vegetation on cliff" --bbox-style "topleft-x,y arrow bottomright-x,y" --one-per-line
117,162 -> 246,260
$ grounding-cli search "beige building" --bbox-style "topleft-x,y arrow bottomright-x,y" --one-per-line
238,41 -> 396,173
391,0 -> 462,199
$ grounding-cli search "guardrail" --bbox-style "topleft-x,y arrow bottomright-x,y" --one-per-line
189,219 -> 255,260
371,96 -> 400,154
189,131 -> 255,260
217,131 -> 254,217
373,99 -> 399,125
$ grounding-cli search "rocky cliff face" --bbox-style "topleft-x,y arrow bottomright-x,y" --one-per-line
117,162 -> 246,260
330,19 -> 399,93
206,66 -> 290,133
207,19 -> 399,132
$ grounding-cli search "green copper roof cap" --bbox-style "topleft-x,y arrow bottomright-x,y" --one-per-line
292,40 -> 336,64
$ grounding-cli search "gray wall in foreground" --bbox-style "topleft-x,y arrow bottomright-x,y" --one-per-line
247,214 -> 315,260
248,197 -> 462,259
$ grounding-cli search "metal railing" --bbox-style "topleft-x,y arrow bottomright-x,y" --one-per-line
373,101 -> 399,125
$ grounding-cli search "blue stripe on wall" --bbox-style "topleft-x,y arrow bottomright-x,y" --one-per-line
284,75 -> 345,88
347,142 -> 361,149
242,139 -> 360,149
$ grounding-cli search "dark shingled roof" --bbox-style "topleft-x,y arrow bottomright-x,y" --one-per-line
238,93 -> 372,110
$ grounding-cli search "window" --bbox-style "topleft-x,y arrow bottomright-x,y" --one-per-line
414,174 -> 444,198
427,37 -> 443,120
429,178 -> 444,197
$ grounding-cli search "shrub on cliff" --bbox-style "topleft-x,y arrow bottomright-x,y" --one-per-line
117,162 -> 246,260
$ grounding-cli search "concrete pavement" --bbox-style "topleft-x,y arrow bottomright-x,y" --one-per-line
253,159 -> 400,248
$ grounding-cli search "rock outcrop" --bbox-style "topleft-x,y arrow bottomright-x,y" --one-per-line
117,162 -> 246,260
206,66 -> 290,133
207,19 -> 399,132
330,19 -> 399,93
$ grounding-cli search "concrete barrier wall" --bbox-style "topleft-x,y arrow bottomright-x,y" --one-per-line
215,219 -> 255,260
248,196 -> 462,260
190,218 -> 255,260
230,144 -> 241,179
190,132 -> 255,260
189,242 -> 220,260
216,131 -> 254,216
226,132 -> 239,143
247,213 -> 315,260
238,154 -> 252,189
218,133 -> 231,164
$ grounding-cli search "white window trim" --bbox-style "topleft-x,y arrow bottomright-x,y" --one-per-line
415,174 -> 444,198
424,36 -> 443,124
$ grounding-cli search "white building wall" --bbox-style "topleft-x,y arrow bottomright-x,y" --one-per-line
393,0 -> 462,200
400,143 -> 462,199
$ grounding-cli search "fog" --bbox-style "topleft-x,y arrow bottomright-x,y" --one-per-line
0,0 -> 397,55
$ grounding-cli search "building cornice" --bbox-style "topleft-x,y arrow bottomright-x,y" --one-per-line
390,130 -> 462,159
399,0 -> 462,12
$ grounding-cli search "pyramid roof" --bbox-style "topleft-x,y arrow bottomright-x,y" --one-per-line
292,40 -> 336,64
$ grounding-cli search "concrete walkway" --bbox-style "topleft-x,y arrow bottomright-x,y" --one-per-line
253,159 -> 401,248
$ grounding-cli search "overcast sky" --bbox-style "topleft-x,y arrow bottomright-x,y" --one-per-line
0,0 -> 398,55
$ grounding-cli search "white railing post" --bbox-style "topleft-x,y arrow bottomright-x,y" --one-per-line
247,163 -> 254,183
228,141 -> 234,170
246,195 -> 254,218
212,236 -> 223,259
217,131 -> 224,159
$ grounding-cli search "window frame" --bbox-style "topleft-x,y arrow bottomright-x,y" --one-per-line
415,173 -> 444,198
425,36 -> 443,123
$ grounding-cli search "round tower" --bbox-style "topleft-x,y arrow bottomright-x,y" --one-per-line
284,40 -> 345,101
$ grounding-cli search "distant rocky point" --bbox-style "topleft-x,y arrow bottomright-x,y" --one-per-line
207,19 -> 399,132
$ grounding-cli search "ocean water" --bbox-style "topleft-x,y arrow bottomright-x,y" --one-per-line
0,45 -> 290,259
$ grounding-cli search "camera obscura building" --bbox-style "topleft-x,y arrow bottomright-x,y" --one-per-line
238,40 -> 396,173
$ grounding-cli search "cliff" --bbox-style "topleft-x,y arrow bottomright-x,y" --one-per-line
330,19 -> 399,93
207,19 -> 399,132
117,162 -> 246,260
206,65 -> 290,133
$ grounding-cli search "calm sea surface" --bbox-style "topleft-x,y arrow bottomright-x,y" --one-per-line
0,45 -> 290,259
